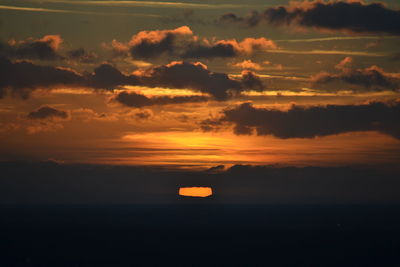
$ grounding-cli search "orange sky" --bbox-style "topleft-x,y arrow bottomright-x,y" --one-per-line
0,0 -> 400,170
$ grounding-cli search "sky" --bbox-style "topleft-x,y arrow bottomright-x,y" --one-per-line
0,0 -> 400,170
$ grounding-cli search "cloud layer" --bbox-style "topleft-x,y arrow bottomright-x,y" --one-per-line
0,57 -> 82,98
0,35 -> 63,60
219,1 -> 400,35
28,106 -> 69,120
201,101 -> 400,139
0,58 -> 264,100
112,26 -> 277,59
115,91 -> 208,107
311,65 -> 400,92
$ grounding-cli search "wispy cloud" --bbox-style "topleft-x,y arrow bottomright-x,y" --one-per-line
25,0 -> 251,9
0,4 -> 162,17
275,36 -> 398,43
267,49 -> 388,57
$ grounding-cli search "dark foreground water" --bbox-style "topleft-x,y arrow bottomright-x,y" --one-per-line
1,204 -> 400,267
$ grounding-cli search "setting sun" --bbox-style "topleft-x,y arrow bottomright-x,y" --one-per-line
179,187 -> 213,197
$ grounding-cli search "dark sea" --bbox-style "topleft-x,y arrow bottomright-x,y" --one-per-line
1,204 -> 400,266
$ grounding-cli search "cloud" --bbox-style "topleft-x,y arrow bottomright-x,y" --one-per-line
136,61 -> 256,100
335,56 -> 353,70
0,4 -> 164,17
219,11 -> 264,27
311,65 -> 400,92
201,101 -> 400,139
67,48 -> 97,63
134,109 -> 153,120
27,105 -> 69,120
231,60 -> 263,71
0,36 -> 96,63
0,35 -> 63,60
0,57 -> 265,100
84,63 -> 140,90
183,37 -> 277,59
115,91 -> 208,108
0,57 -> 82,98
240,70 -> 265,92
113,26 -> 277,60
219,1 -> 400,35
0,57 -> 138,97
27,0 -> 248,9
128,26 -> 194,59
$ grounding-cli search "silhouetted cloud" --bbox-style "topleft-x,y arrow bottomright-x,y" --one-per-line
28,106 -> 69,120
137,61 -> 243,100
85,63 -> 140,90
219,1 -> 400,35
115,91 -> 208,107
134,110 -> 153,120
112,26 -> 276,59
0,35 -> 63,60
0,57 -> 140,97
218,11 -> 264,27
185,37 -> 276,59
241,70 -> 265,91
311,65 -> 400,92
66,48 -> 97,63
128,26 -> 193,59
0,57 -> 264,100
201,101 -> 400,139
0,57 -> 82,98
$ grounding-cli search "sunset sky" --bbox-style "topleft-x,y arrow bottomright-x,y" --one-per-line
1,0 -> 399,170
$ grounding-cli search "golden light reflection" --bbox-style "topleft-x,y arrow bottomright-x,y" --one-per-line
122,86 -> 205,97
242,89 -> 400,97
117,131 -> 400,169
179,187 -> 212,197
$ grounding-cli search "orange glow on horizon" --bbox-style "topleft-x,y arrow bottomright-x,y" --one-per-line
179,187 -> 213,197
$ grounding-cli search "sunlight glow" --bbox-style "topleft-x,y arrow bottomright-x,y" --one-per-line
179,187 -> 212,197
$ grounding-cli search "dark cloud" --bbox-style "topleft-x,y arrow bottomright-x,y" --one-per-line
201,101 -> 400,139
0,57 -> 265,100
113,26 -> 276,60
0,35 -> 63,60
183,42 -> 237,58
219,1 -> 400,35
218,11 -> 263,27
28,106 -> 69,120
96,61 -> 265,99
115,91 -> 208,108
134,110 -> 152,120
311,65 -> 400,92
183,37 -> 277,59
0,57 -> 82,98
126,26 -> 194,59
0,57 -> 140,97
138,61 -> 242,100
67,48 -> 97,63
84,64 -> 140,90
240,70 -> 265,91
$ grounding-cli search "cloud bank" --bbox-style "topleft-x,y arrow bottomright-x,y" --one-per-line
115,91 -> 208,107
112,26 -> 277,60
201,101 -> 400,139
28,106 -> 69,120
0,35 -> 63,60
219,1 -> 400,35
311,65 -> 400,92
0,58 -> 265,100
